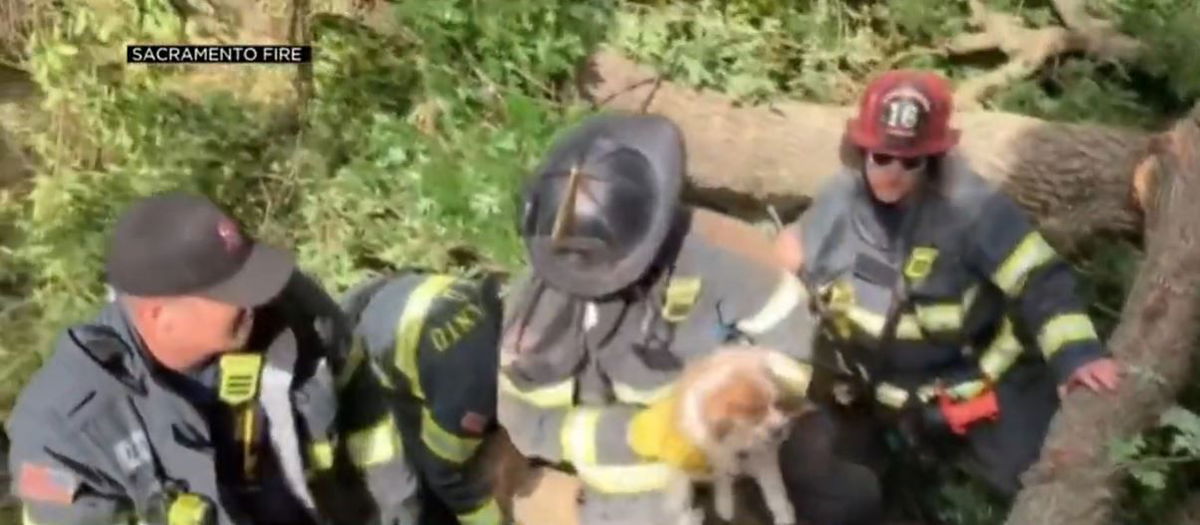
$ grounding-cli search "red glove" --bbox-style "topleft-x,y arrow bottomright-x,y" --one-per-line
937,389 -> 999,435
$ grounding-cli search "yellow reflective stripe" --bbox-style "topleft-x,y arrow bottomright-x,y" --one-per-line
992,231 -> 1058,296
347,413 -> 403,467
979,318 -> 1022,380
737,273 -> 804,335
876,383 -> 909,408
561,407 -> 601,466
612,381 -> 673,405
946,380 -> 987,400
914,303 -> 962,333
394,275 -> 459,401
421,407 -> 482,463
457,498 -> 503,525
575,462 -> 676,494
846,308 -> 923,340
963,285 -> 979,311
309,440 -> 334,471
916,385 -> 938,403
764,352 -> 814,395
23,508 -> 135,525
336,337 -> 366,390
168,493 -> 210,525
1038,313 -> 1099,359
499,374 -> 574,408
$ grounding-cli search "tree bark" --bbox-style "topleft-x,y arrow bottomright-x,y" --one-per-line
579,50 -> 1154,255
1170,491 -> 1200,525
1003,108 -> 1200,525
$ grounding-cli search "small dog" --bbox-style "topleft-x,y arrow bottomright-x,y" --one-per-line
663,344 -> 811,525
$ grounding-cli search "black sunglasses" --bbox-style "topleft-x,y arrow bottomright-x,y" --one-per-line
869,152 -> 926,170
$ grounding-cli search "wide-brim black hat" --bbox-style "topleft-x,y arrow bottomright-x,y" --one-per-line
521,113 -> 685,298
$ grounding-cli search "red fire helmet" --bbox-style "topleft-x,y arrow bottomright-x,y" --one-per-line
845,70 -> 960,158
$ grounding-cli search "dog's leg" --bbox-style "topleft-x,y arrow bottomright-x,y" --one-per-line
750,453 -> 796,525
713,472 -> 736,522
663,471 -> 705,525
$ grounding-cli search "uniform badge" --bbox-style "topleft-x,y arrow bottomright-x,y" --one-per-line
216,217 -> 245,254
879,86 -> 932,138
114,430 -> 153,473
17,462 -> 80,505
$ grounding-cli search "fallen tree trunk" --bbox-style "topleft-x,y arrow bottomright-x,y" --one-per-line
580,50 -> 1155,255
1003,108 -> 1200,525
1170,492 -> 1200,525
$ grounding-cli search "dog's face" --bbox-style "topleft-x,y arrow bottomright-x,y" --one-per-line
697,367 -> 808,454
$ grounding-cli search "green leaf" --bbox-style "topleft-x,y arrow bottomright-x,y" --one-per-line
1130,464 -> 1167,492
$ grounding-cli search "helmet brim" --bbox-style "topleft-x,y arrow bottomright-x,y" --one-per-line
523,113 -> 686,298
846,119 -> 961,157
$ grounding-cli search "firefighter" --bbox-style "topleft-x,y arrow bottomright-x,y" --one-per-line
6,192 -> 419,525
498,112 -> 884,525
772,70 -> 1122,503
338,270 -> 506,525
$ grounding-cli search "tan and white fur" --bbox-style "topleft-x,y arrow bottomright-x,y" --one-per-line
663,345 -> 811,525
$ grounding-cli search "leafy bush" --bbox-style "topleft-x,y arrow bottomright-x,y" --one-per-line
0,0 -> 613,409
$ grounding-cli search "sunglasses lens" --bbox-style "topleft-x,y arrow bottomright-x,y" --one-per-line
870,152 -> 924,170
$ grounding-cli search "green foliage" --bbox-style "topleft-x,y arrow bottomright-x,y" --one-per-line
1104,0 -> 1200,104
0,0 -> 613,395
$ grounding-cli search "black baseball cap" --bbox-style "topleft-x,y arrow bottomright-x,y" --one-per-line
105,191 -> 296,307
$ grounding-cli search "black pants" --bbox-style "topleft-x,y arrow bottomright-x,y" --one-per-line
779,362 -> 1061,524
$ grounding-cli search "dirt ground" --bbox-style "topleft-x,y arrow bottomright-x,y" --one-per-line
510,466 -> 777,525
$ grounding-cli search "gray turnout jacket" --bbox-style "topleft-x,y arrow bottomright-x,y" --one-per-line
7,272 -> 418,525
786,155 -> 1107,410
497,207 -> 820,496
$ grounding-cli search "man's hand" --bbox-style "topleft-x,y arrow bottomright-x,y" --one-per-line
1058,357 -> 1121,398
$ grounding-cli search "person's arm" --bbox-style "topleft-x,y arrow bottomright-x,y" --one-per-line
496,275 -> 686,494
8,410 -> 136,525
413,275 -> 505,525
694,211 -> 818,393
313,272 -> 421,525
964,192 -> 1108,385
773,221 -> 806,276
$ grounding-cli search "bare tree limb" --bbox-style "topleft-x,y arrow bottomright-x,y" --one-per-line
948,0 -> 1144,108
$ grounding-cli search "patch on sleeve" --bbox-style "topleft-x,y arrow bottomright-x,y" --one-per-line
460,411 -> 489,435
113,431 -> 153,473
17,463 -> 80,505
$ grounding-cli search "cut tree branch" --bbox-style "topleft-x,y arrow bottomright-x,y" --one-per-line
948,0 -> 1144,108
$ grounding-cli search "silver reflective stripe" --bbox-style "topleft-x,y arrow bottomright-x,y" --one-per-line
575,462 -> 677,494
612,381 -> 673,405
261,332 -> 319,515
737,273 -> 804,335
